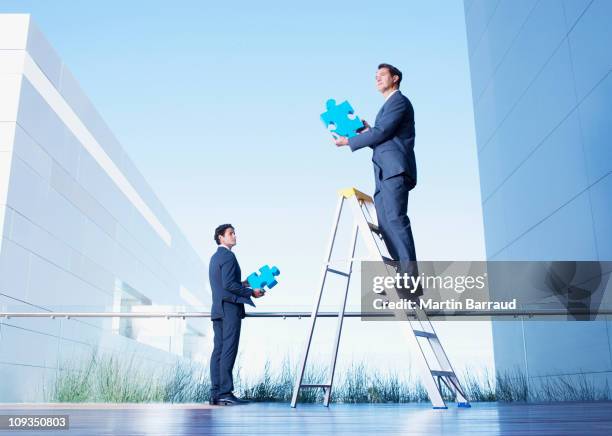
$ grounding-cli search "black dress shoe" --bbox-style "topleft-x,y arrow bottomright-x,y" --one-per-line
217,393 -> 249,405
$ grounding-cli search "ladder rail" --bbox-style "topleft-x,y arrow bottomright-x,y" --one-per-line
291,196 -> 345,408
403,325 -> 448,408
323,224 -> 359,406
351,195 -> 467,408
363,194 -> 468,406
421,319 -> 469,403
349,197 -> 384,260
410,307 -> 469,403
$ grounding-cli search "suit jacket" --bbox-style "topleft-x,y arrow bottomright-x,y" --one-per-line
348,91 -> 416,189
209,246 -> 254,320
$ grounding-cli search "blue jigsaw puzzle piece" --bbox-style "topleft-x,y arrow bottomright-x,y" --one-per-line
247,265 -> 280,290
320,98 -> 364,138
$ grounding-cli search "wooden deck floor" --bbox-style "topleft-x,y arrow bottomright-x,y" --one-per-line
0,401 -> 611,435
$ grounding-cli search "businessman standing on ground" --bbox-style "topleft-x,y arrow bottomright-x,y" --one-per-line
334,63 -> 418,281
209,224 -> 264,405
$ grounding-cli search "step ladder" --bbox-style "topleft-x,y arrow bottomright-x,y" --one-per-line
290,188 -> 470,409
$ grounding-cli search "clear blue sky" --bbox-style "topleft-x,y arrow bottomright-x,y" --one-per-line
2,0 -> 492,376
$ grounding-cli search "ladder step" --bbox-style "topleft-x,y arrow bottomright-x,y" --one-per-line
327,267 -> 350,277
413,330 -> 437,339
300,384 -> 331,388
431,370 -> 455,378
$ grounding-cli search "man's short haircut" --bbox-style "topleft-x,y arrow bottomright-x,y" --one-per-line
214,224 -> 234,245
378,63 -> 402,87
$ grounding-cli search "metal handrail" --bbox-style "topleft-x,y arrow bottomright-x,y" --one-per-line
1,309 -> 610,319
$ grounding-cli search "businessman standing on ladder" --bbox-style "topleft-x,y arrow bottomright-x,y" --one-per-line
334,63 -> 419,285
291,66 -> 469,407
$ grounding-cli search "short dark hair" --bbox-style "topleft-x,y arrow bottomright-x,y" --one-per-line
214,224 -> 234,245
378,63 -> 402,87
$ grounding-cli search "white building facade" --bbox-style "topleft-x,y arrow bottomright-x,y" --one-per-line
464,0 -> 612,390
0,14 -> 210,401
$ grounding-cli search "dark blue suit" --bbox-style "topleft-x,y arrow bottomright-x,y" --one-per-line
209,246 -> 254,398
348,91 -> 417,263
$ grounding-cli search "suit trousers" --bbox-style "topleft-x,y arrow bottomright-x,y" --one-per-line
373,166 -> 417,266
210,303 -> 242,398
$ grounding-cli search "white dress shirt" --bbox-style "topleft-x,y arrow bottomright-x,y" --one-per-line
385,89 -> 399,102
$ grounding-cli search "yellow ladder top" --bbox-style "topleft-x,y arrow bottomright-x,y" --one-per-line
338,187 -> 373,203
